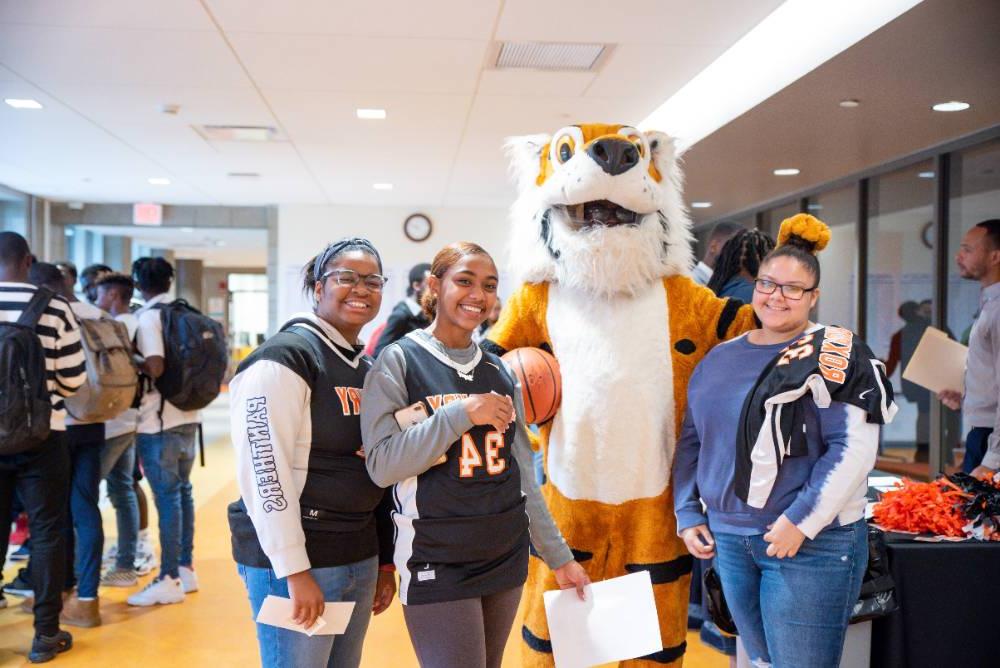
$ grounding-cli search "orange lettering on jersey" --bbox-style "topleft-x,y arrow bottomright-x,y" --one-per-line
818,327 -> 853,384
818,352 -> 848,370
442,393 -> 467,405
334,387 -> 351,416
426,395 -> 443,411
347,388 -> 362,415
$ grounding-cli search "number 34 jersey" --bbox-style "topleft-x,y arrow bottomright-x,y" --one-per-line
392,334 -> 528,605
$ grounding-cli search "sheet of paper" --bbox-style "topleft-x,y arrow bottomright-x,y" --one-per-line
543,571 -> 662,668
255,595 -> 355,636
902,326 -> 967,394
868,475 -> 902,491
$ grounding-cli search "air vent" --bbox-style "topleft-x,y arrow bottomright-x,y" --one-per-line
194,125 -> 283,142
227,172 -> 260,179
494,42 -> 609,71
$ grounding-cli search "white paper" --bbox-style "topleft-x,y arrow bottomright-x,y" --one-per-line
902,326 -> 967,394
255,595 -> 355,636
543,571 -> 662,668
868,475 -> 902,491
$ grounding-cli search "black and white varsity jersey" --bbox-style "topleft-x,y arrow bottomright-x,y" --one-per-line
228,315 -> 392,576
391,333 -> 528,606
735,325 -> 897,508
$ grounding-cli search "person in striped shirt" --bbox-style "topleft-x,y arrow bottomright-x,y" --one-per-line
0,232 -> 86,663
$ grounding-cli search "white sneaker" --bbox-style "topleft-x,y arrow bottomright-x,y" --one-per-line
126,576 -> 185,607
178,566 -> 198,594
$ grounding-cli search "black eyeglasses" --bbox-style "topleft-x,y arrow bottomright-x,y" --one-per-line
320,269 -> 387,292
754,279 -> 817,301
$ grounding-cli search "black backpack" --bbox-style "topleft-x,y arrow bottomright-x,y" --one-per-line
0,288 -> 55,455
152,299 -> 227,411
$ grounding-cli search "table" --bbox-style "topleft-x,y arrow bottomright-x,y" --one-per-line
870,535 -> 1000,667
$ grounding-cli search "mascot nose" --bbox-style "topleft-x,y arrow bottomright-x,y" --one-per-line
587,138 -> 639,176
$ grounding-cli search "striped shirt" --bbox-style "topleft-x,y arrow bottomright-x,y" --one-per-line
0,282 -> 87,431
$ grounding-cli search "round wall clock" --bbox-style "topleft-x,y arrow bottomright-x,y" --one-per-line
404,213 -> 433,242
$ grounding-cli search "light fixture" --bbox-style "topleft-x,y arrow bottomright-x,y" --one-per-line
932,101 -> 970,112
356,108 -> 387,120
773,168 -> 800,176
691,202 -> 712,209
372,183 -> 393,191
638,0 -> 922,147
4,98 -> 43,110
918,171 -> 935,179
148,177 -> 171,185
839,99 -> 860,108
807,203 -> 823,211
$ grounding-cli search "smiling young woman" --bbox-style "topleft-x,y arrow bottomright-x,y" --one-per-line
672,215 -> 896,668
228,238 -> 397,668
360,242 -> 588,668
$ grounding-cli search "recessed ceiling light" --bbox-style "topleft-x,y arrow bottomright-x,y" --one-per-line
372,183 -> 393,191
356,108 -> 387,120
4,98 -> 43,110
932,101 -> 970,112
773,168 -> 800,176
807,203 -> 824,211
839,99 -> 860,108
918,171 -> 935,179
691,202 -> 712,208
148,177 -> 171,185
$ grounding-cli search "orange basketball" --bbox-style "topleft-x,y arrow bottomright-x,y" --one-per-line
501,347 -> 561,425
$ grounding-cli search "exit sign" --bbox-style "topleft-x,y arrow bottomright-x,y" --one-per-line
133,203 -> 162,226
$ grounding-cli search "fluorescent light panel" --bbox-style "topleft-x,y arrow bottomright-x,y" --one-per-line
932,101 -> 970,112
372,183 -> 393,191
5,98 -> 43,109
356,108 -> 386,120
148,177 -> 171,185
773,168 -> 800,176
639,0 -> 922,147
691,202 -> 712,208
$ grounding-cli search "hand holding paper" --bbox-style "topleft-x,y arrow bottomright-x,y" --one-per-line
902,326 -> 967,395
256,595 -> 355,637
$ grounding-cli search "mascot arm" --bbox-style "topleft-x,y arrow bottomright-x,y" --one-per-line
684,277 -> 757,344
482,282 -> 550,355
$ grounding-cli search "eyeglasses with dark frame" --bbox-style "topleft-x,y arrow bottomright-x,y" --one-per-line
320,269 -> 387,292
754,278 -> 817,301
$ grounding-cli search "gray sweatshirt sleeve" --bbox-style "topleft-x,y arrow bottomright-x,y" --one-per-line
504,361 -> 574,570
362,344 -> 475,488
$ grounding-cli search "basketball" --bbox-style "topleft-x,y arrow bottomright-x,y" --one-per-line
501,347 -> 562,425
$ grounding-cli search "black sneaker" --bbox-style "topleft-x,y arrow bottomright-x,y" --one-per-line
3,569 -> 32,597
29,630 -> 72,663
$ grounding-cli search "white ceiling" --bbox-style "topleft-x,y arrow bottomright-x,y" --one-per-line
0,0 -> 783,208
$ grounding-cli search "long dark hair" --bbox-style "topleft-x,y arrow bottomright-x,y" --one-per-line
706,229 -> 775,295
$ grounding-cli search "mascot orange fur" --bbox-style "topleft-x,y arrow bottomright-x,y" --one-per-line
484,124 -> 756,666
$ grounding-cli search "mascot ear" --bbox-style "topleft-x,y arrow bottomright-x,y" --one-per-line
644,130 -> 684,190
504,133 -> 550,193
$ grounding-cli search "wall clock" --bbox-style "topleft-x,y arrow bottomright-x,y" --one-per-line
404,213 -> 433,242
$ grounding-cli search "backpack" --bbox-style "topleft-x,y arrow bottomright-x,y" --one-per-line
153,299 -> 227,411
0,288 -> 55,455
64,316 -> 139,423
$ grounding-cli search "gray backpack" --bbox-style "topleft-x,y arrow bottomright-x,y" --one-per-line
64,317 -> 139,423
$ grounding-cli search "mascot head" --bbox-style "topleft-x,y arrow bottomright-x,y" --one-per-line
505,123 -> 693,299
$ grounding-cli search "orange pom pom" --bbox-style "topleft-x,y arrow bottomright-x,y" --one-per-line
777,213 -> 831,253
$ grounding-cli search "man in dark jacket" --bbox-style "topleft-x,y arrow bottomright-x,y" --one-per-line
373,262 -> 430,357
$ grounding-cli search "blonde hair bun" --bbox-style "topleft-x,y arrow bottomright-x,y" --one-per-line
777,213 -> 831,254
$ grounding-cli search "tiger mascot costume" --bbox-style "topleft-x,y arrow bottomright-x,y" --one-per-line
484,124 -> 756,667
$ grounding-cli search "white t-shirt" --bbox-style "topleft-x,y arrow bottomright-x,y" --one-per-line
65,300 -> 110,427
104,312 -> 139,440
135,294 -> 201,433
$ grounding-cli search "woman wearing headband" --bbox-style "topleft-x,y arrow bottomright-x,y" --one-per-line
228,238 -> 396,668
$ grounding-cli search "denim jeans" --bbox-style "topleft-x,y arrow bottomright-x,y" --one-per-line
67,423 -> 105,599
238,556 -> 378,668
100,432 -> 139,571
713,520 -> 867,668
962,427 -> 994,473
137,424 -> 197,579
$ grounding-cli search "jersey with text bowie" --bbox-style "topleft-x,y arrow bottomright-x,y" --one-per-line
391,334 -> 528,605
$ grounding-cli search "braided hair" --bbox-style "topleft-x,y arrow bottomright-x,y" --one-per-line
302,237 -> 383,297
131,256 -> 174,294
706,228 -> 776,296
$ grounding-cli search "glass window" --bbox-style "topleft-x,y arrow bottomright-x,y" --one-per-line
0,185 -> 28,236
866,161 -> 935,467
807,186 -> 858,330
946,139 -> 1000,469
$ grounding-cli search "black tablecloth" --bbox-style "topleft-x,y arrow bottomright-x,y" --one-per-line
871,535 -> 1000,667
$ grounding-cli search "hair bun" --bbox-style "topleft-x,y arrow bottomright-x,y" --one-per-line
777,213 -> 831,254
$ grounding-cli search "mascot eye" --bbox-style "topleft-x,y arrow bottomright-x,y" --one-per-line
556,135 -> 575,164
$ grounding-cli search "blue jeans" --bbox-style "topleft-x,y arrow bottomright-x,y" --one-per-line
713,520 -> 867,668
238,557 -> 378,668
962,427 -> 994,473
100,432 -> 139,571
67,424 -> 105,599
137,424 -> 197,578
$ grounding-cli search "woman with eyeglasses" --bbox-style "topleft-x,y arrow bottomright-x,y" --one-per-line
673,215 -> 896,668
228,238 -> 397,668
